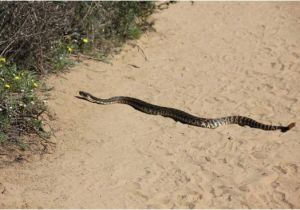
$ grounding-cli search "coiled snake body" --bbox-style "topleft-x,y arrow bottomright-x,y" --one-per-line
77,91 -> 295,132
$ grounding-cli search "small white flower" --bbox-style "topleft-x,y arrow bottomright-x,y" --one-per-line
9,106 -> 12,109
21,89 -> 25,92
19,103 -> 26,107
0,108 -> 3,112
30,101 -> 35,105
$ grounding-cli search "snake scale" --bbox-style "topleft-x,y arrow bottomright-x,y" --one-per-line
77,91 -> 295,132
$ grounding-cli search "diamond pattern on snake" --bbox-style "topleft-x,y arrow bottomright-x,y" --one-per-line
77,91 -> 295,132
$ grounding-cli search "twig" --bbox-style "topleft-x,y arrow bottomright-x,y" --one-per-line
128,42 -> 148,61
72,54 -> 112,65
128,64 -> 140,68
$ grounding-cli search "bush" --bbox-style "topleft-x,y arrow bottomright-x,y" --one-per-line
0,58 -> 46,144
0,2 -> 155,73
0,2 -> 155,151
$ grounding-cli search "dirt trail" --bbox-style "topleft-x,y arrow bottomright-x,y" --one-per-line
1,2 -> 300,208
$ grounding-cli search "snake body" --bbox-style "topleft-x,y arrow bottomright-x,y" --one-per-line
78,91 -> 295,132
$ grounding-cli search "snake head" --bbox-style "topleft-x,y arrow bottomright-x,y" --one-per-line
79,91 -> 89,98
76,91 -> 92,101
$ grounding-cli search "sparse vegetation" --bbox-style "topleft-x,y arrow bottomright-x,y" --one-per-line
0,2 -> 155,153
0,60 -> 46,145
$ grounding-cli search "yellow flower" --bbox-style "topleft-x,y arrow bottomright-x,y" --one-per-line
67,46 -> 73,53
82,38 -> 89,43
0,57 -> 6,63
4,84 -> 10,88
14,76 -> 21,80
0,78 -> 4,81
32,82 -> 38,88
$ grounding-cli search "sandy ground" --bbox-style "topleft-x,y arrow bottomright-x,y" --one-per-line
1,2 -> 300,208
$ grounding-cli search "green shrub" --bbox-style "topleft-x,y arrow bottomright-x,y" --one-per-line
0,2 -> 155,73
0,58 -> 46,144
0,2 -> 155,151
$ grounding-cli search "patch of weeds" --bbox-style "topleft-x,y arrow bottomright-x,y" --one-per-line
0,131 -> 8,143
0,57 -> 47,147
50,36 -> 94,71
49,40 -> 76,72
127,22 -> 142,39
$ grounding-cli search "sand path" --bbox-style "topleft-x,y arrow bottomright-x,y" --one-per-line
1,2 -> 300,208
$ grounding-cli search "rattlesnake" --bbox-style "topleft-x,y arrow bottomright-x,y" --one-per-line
77,91 -> 295,132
